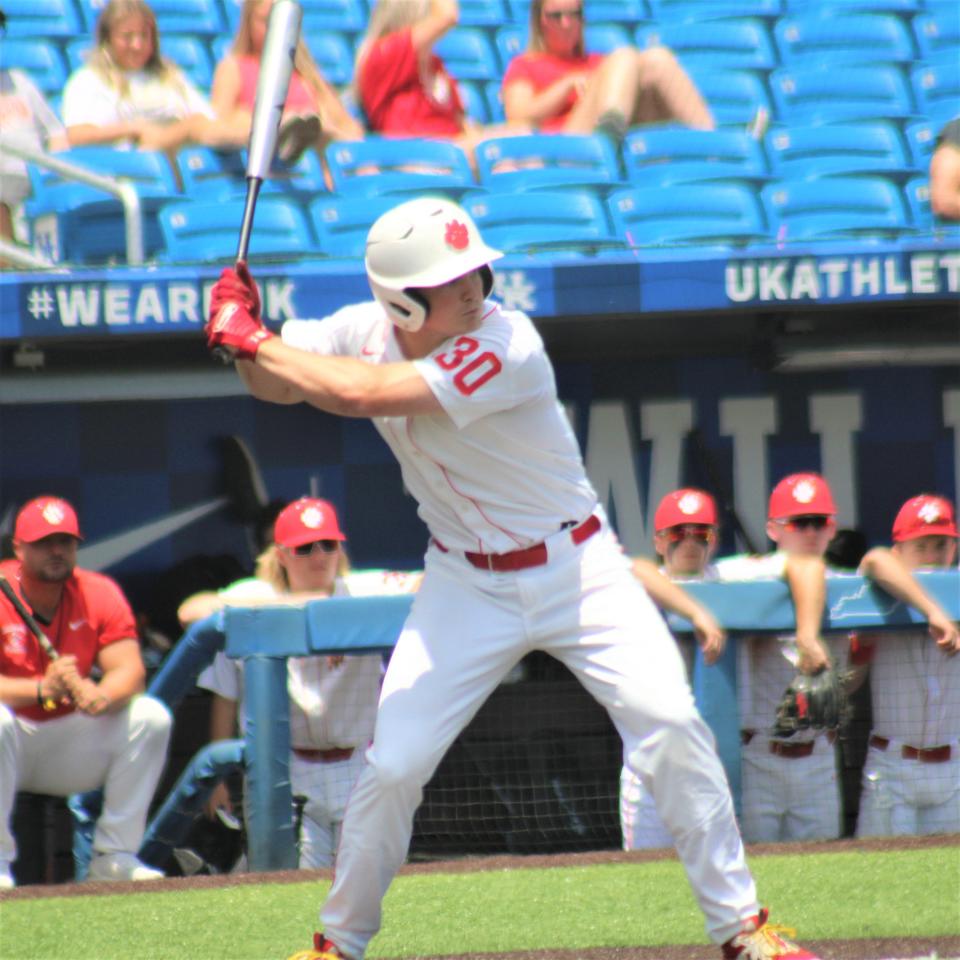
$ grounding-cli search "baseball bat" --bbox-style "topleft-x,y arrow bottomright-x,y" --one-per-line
0,573 -> 62,709
212,0 -> 303,364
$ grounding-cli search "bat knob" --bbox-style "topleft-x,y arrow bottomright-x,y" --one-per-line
211,346 -> 236,365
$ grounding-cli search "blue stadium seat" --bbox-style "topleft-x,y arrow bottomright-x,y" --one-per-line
1,0 -> 82,37
458,0 -> 509,26
584,23 -> 634,54
253,148 -> 329,200
160,34 -> 215,90
485,80 -> 506,123
25,147 -> 180,264
308,194 -> 398,259
495,24 -> 527,71
910,60 -> 960,127
462,189 -> 624,255
78,0 -> 225,34
177,147 -> 246,200
686,68 -> 774,128
506,0 -> 650,23
647,0 -> 782,21
305,31 -> 354,87
473,133 -> 623,192
635,18 -> 778,71
903,117 -> 942,167
622,127 -> 769,185
774,13 -> 916,66
913,11 -> 960,62
903,175 -> 932,228
458,80 -> 491,124
761,176 -> 914,243
783,0 -> 920,11
223,0 -> 366,34
765,122 -> 920,182
1,39 -> 69,95
607,182 -> 769,247
435,28 -> 501,81
769,64 -> 916,124
324,138 -> 476,197
159,196 -> 316,262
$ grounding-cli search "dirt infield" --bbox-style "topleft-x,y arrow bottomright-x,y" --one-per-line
4,835 -> 959,960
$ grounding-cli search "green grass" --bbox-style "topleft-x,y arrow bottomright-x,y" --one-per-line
2,846 -> 957,959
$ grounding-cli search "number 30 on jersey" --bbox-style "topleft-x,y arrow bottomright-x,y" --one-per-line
433,336 -> 502,396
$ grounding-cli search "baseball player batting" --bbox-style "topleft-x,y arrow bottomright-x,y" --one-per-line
205,197 -> 820,960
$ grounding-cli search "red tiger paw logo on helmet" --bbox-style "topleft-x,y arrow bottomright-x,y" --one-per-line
444,220 -> 470,250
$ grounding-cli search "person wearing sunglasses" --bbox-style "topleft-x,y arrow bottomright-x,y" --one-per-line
855,494 -> 959,837
621,488 -> 724,851
501,0 -> 713,144
179,496 -> 420,871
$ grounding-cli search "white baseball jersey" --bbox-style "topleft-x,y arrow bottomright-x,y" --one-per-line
283,302 -> 597,551
197,570 -> 417,749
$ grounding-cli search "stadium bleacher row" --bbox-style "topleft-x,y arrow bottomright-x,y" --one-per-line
2,0 -> 958,264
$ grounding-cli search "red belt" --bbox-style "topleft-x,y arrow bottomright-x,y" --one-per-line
741,729 -> 836,756
293,747 -> 355,763
869,735 -> 952,763
462,514 -> 601,573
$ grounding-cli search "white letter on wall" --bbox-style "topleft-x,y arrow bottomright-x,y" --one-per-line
809,393 -> 863,528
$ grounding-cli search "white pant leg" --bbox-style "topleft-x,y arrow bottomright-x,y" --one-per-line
0,706 -> 23,864
856,744 -> 901,837
0,696 -> 171,861
533,530 -> 758,944
321,553 -> 529,959
781,741 -> 841,842
294,751 -> 366,870
916,752 -> 960,835
619,767 -> 674,850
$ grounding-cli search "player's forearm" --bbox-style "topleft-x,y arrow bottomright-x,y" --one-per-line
95,660 -> 146,711
784,554 -> 827,647
859,546 -> 945,620
631,557 -> 704,621
0,674 -> 50,708
209,693 -> 238,741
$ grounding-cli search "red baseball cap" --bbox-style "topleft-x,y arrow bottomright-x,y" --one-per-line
892,494 -> 957,542
273,497 -> 346,548
14,497 -> 83,543
768,473 -> 837,519
654,488 -> 718,532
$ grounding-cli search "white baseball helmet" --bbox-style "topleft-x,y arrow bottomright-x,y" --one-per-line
365,196 -> 503,332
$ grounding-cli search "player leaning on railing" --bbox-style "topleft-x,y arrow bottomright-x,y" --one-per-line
206,195 -> 824,960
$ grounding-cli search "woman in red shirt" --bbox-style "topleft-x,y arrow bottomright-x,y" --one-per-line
502,0 -> 713,142
211,0 -> 364,164
356,0 -> 526,168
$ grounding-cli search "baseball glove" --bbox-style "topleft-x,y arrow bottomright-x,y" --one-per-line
772,667 -> 849,738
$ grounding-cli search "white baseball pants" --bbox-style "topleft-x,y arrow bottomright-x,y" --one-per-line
321,527 -> 758,957
0,695 -> 171,866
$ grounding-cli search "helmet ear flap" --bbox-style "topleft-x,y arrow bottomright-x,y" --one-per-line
404,288 -> 430,321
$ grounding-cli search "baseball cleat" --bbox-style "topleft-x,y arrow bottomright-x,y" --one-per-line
0,861 -> 14,890
722,909 -> 820,959
86,853 -> 164,882
285,932 -> 352,960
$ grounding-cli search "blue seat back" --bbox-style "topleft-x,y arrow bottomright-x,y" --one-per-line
769,64 -> 916,124
647,0 -> 782,20
913,11 -> 960,61
177,146 -> 247,200
903,117 -> 942,167
463,189 -> 621,253
474,133 -> 622,191
761,175 -> 911,242
160,197 -> 315,261
636,18 -> 778,71
305,31 -> 354,87
458,0 -> 509,26
160,34 -> 215,90
458,80 -> 490,124
585,0 -> 651,23
435,27 -> 501,81
1,39 -> 69,95
79,0 -> 225,34
783,0 -> 919,10
324,138 -> 476,196
903,175 -> 931,228
607,182 -> 769,246
774,13 -> 917,66
1,0 -> 82,36
584,23 -> 634,54
910,60 -> 960,126
622,126 -> 769,185
686,68 -> 773,127
765,121 -> 919,181
309,194 -> 400,258
495,24 -> 527,71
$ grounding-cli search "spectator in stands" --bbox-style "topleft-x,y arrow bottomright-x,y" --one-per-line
210,0 -> 364,167
622,488 -> 725,849
61,0 -> 248,158
355,0 -> 527,168
501,0 -> 714,145
856,494 -> 960,837
0,496 -> 172,888
929,117 -> 960,221
177,497 -> 420,870
0,10 -> 69,259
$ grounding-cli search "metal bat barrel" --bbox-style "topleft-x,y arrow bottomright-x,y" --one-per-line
245,0 -> 303,183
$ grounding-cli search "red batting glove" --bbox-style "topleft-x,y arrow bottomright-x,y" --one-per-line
210,261 -> 261,320
206,299 -> 275,361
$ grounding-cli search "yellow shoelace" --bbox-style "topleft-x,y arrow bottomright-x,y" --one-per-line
752,921 -> 801,955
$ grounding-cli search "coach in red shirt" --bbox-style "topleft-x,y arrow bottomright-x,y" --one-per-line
0,497 -> 171,887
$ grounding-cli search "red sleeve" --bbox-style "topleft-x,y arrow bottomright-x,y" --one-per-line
502,52 -> 537,90
85,572 -> 138,651
359,29 -> 419,130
